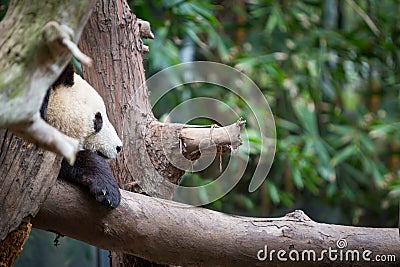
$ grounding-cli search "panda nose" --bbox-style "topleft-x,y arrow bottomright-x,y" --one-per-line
116,146 -> 122,153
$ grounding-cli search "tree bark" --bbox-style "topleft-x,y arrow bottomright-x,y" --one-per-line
78,0 -> 171,199
0,129 -> 60,240
33,180 -> 400,267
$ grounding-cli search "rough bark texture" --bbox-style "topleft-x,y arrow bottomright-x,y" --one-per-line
33,180 -> 400,267
0,129 -> 60,240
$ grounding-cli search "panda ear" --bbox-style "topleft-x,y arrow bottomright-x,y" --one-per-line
52,63 -> 75,89
94,112 -> 103,132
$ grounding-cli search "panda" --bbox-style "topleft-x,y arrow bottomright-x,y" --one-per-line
40,63 -> 122,208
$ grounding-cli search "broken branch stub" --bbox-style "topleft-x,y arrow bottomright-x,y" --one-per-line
145,119 -> 245,185
137,19 -> 154,39
180,118 -> 245,160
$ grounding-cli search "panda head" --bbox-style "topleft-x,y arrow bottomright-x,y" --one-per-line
46,72 -> 122,159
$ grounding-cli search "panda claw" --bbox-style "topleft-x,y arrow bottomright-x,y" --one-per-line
93,185 -> 121,208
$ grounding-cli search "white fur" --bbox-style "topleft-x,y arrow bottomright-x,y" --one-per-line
47,74 -> 122,159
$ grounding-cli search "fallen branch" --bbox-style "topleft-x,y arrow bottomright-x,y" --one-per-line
33,180 -> 400,266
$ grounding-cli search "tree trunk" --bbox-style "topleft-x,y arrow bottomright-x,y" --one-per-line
78,0 -> 168,198
0,129 -> 60,240
78,1 -> 166,265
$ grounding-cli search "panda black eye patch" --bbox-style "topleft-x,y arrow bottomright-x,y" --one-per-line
94,112 -> 103,132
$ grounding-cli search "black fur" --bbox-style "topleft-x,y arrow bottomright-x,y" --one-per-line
51,63 -> 75,89
40,63 -> 75,120
59,150 -> 121,208
94,112 -> 103,133
40,88 -> 51,121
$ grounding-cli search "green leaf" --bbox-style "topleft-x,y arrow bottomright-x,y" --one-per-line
292,165 -> 304,189
330,145 -> 357,166
293,98 -> 319,136
266,181 -> 280,204
277,117 -> 301,133
279,191 -> 294,207
241,195 -> 255,210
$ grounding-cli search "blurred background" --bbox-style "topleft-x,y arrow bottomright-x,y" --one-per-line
1,0 -> 398,266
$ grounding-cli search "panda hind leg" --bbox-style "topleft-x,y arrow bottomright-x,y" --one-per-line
58,150 -> 121,208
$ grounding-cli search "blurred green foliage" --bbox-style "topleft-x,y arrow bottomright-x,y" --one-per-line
131,0 -> 400,226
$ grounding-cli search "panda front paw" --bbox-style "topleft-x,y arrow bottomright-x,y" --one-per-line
58,150 -> 121,208
89,178 -> 121,208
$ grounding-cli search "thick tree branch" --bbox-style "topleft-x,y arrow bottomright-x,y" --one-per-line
0,0 -> 96,164
33,180 -> 400,266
